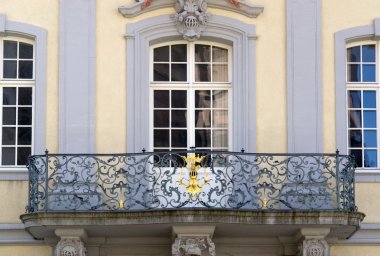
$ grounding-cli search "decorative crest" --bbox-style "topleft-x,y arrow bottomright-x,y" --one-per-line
177,154 -> 211,196
172,0 -> 209,41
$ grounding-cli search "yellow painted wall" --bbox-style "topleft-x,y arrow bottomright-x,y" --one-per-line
0,0 -> 59,152
0,181 -> 28,223
356,183 -> 380,223
331,245 -> 380,256
322,0 -> 380,153
0,246 -> 51,256
96,0 -> 287,153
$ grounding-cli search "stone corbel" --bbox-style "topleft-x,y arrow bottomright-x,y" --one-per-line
172,226 -> 216,256
296,228 -> 330,256
55,229 -> 88,256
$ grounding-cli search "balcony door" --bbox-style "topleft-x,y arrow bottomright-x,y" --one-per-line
150,42 -> 232,152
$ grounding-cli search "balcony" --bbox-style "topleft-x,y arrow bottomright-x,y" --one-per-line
21,150 -> 365,251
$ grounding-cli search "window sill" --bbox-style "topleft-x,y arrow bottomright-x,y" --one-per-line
0,167 -> 28,180
355,170 -> 380,183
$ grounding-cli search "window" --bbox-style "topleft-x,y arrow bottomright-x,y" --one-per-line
150,42 -> 231,151
0,38 -> 34,166
347,42 -> 378,168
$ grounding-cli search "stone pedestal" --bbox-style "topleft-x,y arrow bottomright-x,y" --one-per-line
55,229 -> 88,256
172,226 -> 216,256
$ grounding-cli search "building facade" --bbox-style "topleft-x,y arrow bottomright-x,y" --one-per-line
0,0 -> 380,255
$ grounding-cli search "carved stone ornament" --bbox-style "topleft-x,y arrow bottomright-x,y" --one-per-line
55,237 -> 87,256
172,0 -> 209,41
172,236 -> 216,256
298,238 -> 329,256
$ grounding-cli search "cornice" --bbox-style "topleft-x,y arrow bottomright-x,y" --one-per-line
118,0 -> 264,18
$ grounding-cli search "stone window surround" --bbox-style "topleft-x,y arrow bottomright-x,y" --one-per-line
335,18 -> 380,182
0,14 -> 47,180
125,14 -> 257,153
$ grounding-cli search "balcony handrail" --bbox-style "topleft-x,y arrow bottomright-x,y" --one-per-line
26,150 -> 357,213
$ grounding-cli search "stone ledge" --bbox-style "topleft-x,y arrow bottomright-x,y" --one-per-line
20,210 -> 365,240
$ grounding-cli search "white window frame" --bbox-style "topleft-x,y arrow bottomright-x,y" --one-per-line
149,41 -> 232,151
0,36 -> 35,168
346,40 -> 380,170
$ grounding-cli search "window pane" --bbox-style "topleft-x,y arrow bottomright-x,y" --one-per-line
154,64 -> 169,81
195,90 -> 211,108
2,147 -> 15,165
347,64 -> 361,82
171,64 -> 187,81
3,60 -> 17,79
348,90 -> 361,108
364,130 -> 377,147
19,42 -> 33,59
154,110 -> 169,127
17,147 -> 31,166
362,45 -> 376,62
18,107 -> 32,125
347,46 -> 361,62
212,46 -> 228,62
349,130 -> 362,148
364,149 -> 377,167
4,41 -> 17,59
350,149 -> 362,167
195,45 -> 210,62
154,46 -> 169,62
213,90 -> 228,108
171,90 -> 187,108
3,88 -> 16,105
348,110 -> 361,128
213,130 -> 228,148
2,127 -> 15,145
171,130 -> 187,147
195,110 -> 211,128
363,91 -> 376,108
154,90 -> 169,108
18,87 -> 33,105
18,127 -> 32,145
363,110 -> 376,128
213,64 -> 228,82
154,130 -> 169,147
3,107 -> 16,125
19,61 -> 33,79
195,129 -> 211,147
195,64 -> 210,82
363,64 -> 376,82
171,44 -> 187,62
171,110 -> 187,127
213,110 -> 228,128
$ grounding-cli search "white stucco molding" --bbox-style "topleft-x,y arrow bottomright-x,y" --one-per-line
118,0 -> 264,18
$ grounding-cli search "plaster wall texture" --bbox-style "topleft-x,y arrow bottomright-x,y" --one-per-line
331,245 -> 380,256
95,0 -> 286,153
0,246 -> 51,256
0,0 -> 59,153
322,0 -> 380,153
356,183 -> 380,223
0,181 -> 28,223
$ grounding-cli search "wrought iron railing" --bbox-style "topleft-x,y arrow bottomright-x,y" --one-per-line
26,150 -> 356,212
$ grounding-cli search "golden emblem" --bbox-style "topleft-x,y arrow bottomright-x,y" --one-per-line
177,154 -> 211,197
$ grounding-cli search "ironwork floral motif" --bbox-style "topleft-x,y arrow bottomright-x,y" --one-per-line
27,151 -> 356,212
